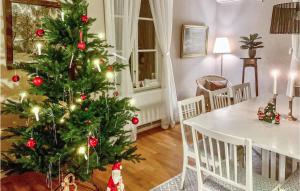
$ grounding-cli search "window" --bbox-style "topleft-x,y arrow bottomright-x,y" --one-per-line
130,0 -> 161,91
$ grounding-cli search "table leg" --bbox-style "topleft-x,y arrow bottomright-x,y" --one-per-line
292,159 -> 298,172
262,150 -> 270,178
242,65 -> 245,84
270,152 -> 276,179
279,155 -> 286,182
254,65 -> 258,96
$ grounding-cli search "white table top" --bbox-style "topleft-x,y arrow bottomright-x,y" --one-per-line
184,94 -> 300,160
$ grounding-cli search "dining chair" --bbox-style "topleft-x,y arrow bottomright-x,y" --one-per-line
178,95 -> 224,189
279,168 -> 300,191
232,82 -> 252,104
191,125 -> 280,191
209,87 -> 231,110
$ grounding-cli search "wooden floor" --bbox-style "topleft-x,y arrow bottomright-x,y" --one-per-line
1,126 -> 183,191
93,126 -> 183,191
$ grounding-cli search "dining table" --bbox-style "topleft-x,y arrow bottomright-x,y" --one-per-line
183,94 -> 300,182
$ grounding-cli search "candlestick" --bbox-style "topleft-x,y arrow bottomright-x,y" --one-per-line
271,70 -> 279,94
286,97 -> 297,121
36,43 -> 42,55
288,72 -> 296,97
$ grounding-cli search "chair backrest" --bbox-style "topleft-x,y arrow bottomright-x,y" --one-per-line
178,96 -> 206,149
232,83 -> 251,104
209,88 -> 231,110
192,125 -> 253,191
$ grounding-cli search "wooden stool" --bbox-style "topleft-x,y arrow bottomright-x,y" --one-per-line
240,58 -> 261,97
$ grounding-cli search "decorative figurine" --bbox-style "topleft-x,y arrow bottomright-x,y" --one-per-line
107,162 -> 125,191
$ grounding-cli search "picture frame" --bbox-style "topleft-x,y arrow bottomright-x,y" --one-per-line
3,0 -> 61,69
181,25 -> 208,58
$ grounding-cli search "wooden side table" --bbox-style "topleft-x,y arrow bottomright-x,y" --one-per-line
240,58 -> 261,97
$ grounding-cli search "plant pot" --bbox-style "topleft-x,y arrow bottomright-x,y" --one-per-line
248,49 -> 256,58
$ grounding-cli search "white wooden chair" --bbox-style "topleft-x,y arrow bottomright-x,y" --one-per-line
232,83 -> 252,104
191,125 -> 281,191
178,96 -> 207,189
279,168 -> 300,191
209,88 -> 231,110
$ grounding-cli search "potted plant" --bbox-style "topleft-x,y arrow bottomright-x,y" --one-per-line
240,33 -> 264,58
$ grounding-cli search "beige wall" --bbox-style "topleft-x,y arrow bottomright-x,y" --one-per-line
215,0 -> 293,96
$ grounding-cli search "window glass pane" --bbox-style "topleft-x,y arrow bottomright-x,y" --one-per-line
140,0 -> 152,18
138,52 -> 156,82
138,20 -> 155,49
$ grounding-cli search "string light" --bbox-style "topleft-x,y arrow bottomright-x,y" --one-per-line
70,104 -> 76,111
78,146 -> 88,160
75,98 -> 82,103
19,92 -> 27,103
32,106 -> 40,121
129,98 -> 135,106
106,71 -> 114,80
97,32 -> 105,40
93,59 -> 101,72
59,118 -> 65,124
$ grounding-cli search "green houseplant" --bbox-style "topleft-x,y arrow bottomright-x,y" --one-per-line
240,33 -> 264,58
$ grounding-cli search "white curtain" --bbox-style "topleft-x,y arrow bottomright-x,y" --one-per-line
105,0 -> 141,97
149,0 -> 178,128
286,34 -> 300,96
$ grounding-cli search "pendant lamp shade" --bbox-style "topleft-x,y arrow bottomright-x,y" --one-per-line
270,2 -> 300,34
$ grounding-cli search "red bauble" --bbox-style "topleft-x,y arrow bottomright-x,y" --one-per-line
88,136 -> 98,148
81,15 -> 89,23
77,41 -> 86,50
80,94 -> 87,100
35,28 -> 45,37
12,74 -> 20,82
26,138 -> 37,149
32,76 -> 44,87
131,117 -> 139,125
107,65 -> 113,71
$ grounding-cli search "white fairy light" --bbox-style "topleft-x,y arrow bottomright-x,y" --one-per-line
106,71 -> 114,80
70,104 -> 76,111
36,43 -> 42,55
97,32 -> 105,40
75,98 -> 82,103
129,98 -> 135,106
59,118 -> 65,124
32,106 -> 40,121
78,146 -> 88,160
19,92 -> 27,103
93,59 -> 101,72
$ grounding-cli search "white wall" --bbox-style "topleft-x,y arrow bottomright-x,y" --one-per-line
172,0 -> 218,100
216,0 -> 293,96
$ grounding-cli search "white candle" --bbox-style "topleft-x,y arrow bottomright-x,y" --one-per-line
93,59 -> 101,72
19,92 -> 27,103
61,11 -> 64,21
271,70 -> 279,94
288,72 -> 296,97
32,106 -> 40,121
36,43 -> 42,55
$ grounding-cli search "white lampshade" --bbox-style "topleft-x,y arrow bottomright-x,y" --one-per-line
213,37 -> 231,54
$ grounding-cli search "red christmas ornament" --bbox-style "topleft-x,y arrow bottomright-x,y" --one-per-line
88,136 -> 98,148
26,138 -> 37,149
81,15 -> 89,23
32,76 -> 44,87
12,74 -> 20,82
131,117 -> 139,125
35,28 -> 45,37
107,65 -> 113,71
80,94 -> 87,100
77,31 -> 86,50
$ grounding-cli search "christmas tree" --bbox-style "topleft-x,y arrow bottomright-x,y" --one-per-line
1,0 -> 142,182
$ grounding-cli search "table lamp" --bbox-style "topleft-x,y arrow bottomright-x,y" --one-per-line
213,37 -> 231,76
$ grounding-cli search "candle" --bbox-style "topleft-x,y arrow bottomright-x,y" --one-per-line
93,59 -> 101,72
61,11 -> 64,21
19,92 -> 27,103
271,70 -> 279,94
288,72 -> 296,97
32,106 -> 40,121
36,43 -> 42,55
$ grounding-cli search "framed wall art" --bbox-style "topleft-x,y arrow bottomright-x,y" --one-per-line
3,0 -> 61,69
181,25 -> 208,58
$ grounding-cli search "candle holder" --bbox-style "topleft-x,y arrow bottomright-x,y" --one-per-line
286,96 -> 297,121
272,93 -> 278,109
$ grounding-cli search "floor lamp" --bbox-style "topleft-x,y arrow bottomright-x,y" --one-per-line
213,37 -> 231,76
